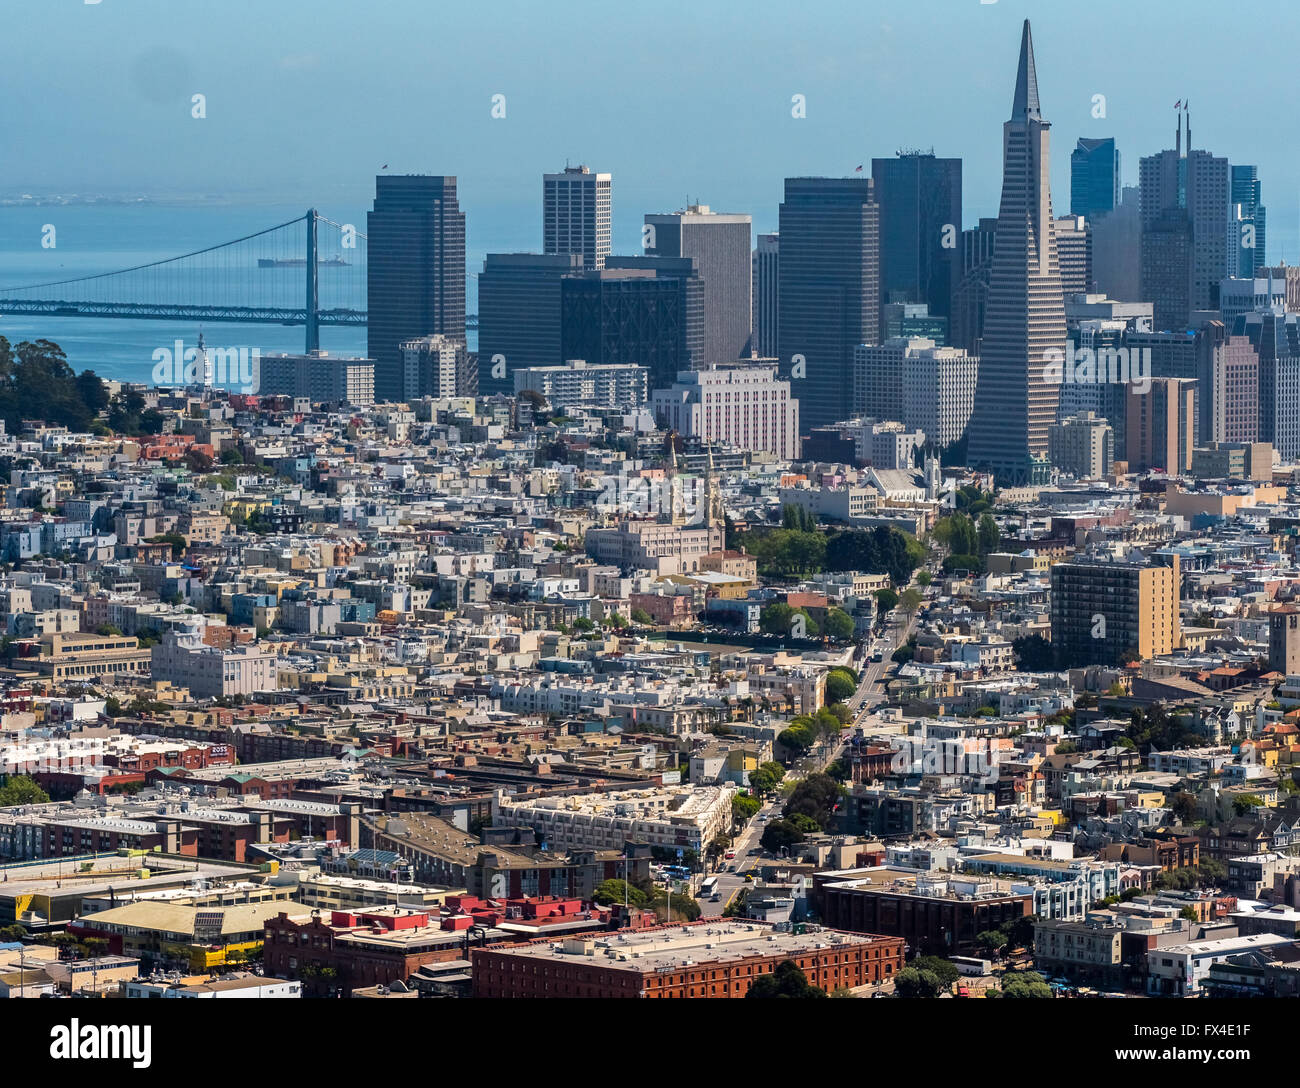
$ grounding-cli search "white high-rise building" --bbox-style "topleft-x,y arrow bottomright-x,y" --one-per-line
651,363 -> 799,459
854,337 -> 979,450
544,165 -> 612,270
903,343 -> 980,449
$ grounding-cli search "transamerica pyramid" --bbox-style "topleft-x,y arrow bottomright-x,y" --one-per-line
966,19 -> 1066,487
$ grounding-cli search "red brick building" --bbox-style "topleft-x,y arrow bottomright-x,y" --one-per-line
471,920 -> 904,999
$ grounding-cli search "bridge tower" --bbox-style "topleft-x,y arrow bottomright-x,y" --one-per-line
305,208 -> 320,354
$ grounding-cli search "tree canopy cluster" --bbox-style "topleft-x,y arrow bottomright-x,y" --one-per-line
934,511 -> 1000,575
0,337 -> 109,436
739,517 -> 925,586
777,710 -> 843,756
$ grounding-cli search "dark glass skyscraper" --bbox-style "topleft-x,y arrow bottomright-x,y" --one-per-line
777,177 -> 879,431
966,20 -> 1065,486
1231,164 -> 1266,277
477,252 -> 583,396
871,152 -> 962,326
560,257 -> 703,392
366,175 -> 466,401
1070,137 -> 1120,221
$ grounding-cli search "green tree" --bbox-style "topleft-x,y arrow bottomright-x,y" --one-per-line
977,513 -> 1000,556
591,879 -> 647,908
630,608 -> 654,625
893,967 -> 942,998
875,587 -> 899,613
825,669 -> 857,703
746,959 -> 827,999
824,607 -> 855,642
912,956 -> 961,987
999,971 -> 1053,999
0,776 -> 50,808
783,772 -> 843,830
1169,791 -> 1199,825
1012,634 -> 1056,671
749,761 -> 785,795
1232,794 -> 1264,817
732,794 -> 760,822
916,570 -> 932,587
760,818 -> 806,854
897,588 -> 923,619
777,724 -> 814,756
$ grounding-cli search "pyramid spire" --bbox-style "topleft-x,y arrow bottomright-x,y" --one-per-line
1011,19 -> 1041,122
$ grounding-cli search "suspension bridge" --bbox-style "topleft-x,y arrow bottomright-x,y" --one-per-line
0,209 -> 478,354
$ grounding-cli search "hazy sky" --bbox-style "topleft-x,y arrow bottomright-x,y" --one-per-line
9,0 -> 1300,257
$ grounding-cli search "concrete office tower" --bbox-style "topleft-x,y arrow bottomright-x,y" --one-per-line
561,257 -> 703,392
256,352 -> 376,406
1231,165 -> 1266,277
650,363 -> 799,460
1139,109 -> 1231,329
1053,216 -> 1092,296
544,165 -> 611,270
752,233 -> 779,358
1049,412 -> 1114,478
1126,376 -> 1196,472
1269,604 -> 1300,675
871,152 -> 962,326
1231,309 -> 1300,460
645,205 -> 752,365
854,338 -> 911,422
1050,553 -> 1180,666
902,343 -> 980,449
477,253 -> 583,395
854,337 -> 977,450
367,175 -> 466,402
400,335 -> 475,400
966,21 -> 1066,486
1092,186 -> 1141,302
1060,321 -> 1128,428
777,176 -> 879,431
1195,322 -> 1259,445
1070,138 -> 1120,221
1122,328 -> 1199,455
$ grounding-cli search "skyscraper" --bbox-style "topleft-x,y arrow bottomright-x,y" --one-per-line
560,257 -> 703,392
544,165 -> 611,270
1231,165 -> 1266,277
1231,308 -> 1300,460
477,252 -> 583,395
1139,110 -> 1231,329
1070,137 -> 1121,221
871,152 -> 962,326
953,216 -> 997,353
366,175 -> 466,402
966,21 -> 1065,485
777,177 -> 880,431
752,233 -> 779,359
644,204 -> 752,364
1092,185 -> 1142,302
1053,215 -> 1093,296
400,334 -> 476,400
1126,377 -> 1196,472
